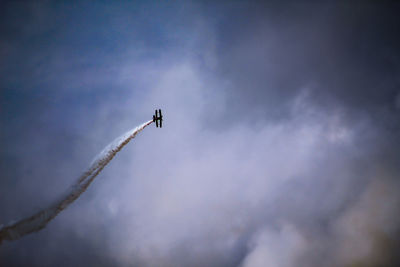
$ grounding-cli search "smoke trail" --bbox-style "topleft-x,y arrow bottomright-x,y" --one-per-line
0,120 -> 153,244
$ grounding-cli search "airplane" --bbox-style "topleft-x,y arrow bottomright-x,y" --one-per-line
153,109 -> 163,128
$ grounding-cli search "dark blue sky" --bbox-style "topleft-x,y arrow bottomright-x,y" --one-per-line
1,1 -> 400,266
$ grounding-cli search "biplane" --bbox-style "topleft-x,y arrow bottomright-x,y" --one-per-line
153,109 -> 163,128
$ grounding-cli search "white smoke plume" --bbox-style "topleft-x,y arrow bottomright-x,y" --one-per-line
0,120 -> 153,244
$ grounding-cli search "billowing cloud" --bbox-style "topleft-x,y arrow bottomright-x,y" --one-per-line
1,1 -> 399,267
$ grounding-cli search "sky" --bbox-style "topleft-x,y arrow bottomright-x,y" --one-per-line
1,1 -> 400,266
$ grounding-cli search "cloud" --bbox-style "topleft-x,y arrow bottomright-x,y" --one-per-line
1,2 -> 400,267
240,224 -> 307,267
332,177 -> 400,267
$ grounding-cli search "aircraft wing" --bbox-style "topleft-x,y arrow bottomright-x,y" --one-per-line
159,109 -> 162,128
